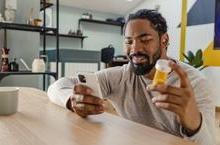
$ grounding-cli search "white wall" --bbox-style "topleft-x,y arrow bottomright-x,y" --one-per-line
131,0 -> 186,59
131,0 -> 220,106
41,5 -> 123,55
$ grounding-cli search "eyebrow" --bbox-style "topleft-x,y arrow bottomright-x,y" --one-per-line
125,33 -> 151,39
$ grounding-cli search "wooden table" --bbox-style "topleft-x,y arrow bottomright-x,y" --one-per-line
0,87 -> 197,145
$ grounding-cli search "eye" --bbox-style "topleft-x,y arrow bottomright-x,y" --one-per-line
140,37 -> 152,43
124,39 -> 133,45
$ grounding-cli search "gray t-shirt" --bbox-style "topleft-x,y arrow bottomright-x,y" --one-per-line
47,61 -> 216,145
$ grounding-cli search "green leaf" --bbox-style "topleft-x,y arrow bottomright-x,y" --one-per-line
199,65 -> 208,71
182,49 -> 205,71
194,60 -> 203,68
196,49 -> 203,59
182,53 -> 191,62
187,51 -> 194,62
195,49 -> 203,62
194,49 -> 203,68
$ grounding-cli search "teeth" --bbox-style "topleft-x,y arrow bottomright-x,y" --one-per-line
132,56 -> 147,63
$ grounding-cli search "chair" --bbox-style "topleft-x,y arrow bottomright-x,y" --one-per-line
101,45 -> 115,68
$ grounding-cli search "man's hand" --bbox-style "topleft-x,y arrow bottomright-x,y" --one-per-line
147,61 -> 202,133
67,84 -> 104,118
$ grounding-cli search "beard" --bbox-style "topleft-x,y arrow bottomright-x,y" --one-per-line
128,48 -> 161,75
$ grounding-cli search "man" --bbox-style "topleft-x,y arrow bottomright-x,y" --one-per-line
47,9 -> 215,145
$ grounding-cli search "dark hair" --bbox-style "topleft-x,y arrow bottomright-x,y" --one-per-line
123,9 -> 168,35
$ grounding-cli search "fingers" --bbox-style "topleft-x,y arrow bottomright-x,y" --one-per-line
147,84 -> 183,96
73,103 -> 104,117
148,84 -> 190,108
154,102 -> 181,115
169,61 -> 189,88
75,94 -> 104,105
70,95 -> 104,117
74,84 -> 93,95
152,94 -> 183,106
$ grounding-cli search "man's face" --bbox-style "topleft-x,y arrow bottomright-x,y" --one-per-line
123,19 -> 165,75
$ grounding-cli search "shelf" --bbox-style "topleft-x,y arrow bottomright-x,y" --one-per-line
0,71 -> 57,81
78,18 -> 124,35
41,33 -> 88,48
0,0 -> 59,91
79,18 -> 124,27
42,33 -> 88,39
0,22 -> 57,33
40,2 -> 54,11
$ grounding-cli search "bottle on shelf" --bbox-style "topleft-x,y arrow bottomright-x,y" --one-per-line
76,29 -> 83,36
32,58 -> 45,72
1,47 -> 10,72
9,58 -> 19,72
0,13 -> 5,22
27,8 -> 34,25
40,54 -> 48,71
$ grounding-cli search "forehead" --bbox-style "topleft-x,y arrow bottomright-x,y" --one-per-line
124,19 -> 157,37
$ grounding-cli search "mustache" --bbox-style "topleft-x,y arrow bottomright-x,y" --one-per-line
128,52 -> 148,59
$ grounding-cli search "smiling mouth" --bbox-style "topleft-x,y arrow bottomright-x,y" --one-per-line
132,55 -> 148,64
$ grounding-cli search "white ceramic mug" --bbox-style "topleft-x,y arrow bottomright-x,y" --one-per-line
32,58 -> 45,72
0,87 -> 19,115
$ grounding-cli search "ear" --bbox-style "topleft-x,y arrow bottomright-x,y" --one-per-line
160,33 -> 169,50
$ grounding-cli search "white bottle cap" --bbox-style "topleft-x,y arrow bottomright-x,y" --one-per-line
155,59 -> 171,73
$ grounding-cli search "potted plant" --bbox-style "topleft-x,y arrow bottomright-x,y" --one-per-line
182,49 -> 207,70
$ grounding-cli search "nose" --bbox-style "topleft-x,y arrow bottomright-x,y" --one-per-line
130,40 -> 142,53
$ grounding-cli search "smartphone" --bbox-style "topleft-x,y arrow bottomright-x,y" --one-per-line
77,72 -> 103,98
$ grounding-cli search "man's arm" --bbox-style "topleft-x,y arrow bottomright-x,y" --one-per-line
179,78 -> 216,145
47,77 -> 78,108
148,62 -> 216,145
47,77 -> 105,117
